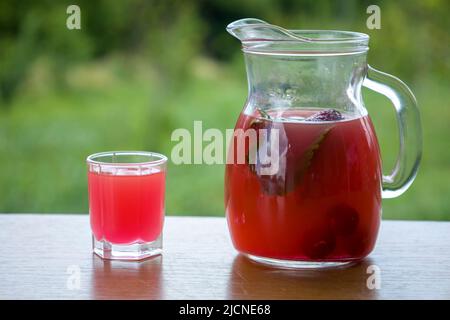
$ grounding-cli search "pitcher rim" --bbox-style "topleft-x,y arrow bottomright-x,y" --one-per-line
227,22 -> 370,56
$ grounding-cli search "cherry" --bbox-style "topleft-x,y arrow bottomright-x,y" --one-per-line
345,232 -> 372,257
328,204 -> 359,236
306,109 -> 343,122
302,226 -> 336,259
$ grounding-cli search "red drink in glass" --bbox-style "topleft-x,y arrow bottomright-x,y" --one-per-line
87,151 -> 167,260
225,109 -> 382,264
88,171 -> 165,244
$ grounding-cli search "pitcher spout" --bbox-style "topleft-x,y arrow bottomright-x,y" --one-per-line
226,18 -> 311,43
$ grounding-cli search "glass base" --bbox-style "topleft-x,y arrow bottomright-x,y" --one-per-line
245,253 -> 358,269
93,235 -> 162,261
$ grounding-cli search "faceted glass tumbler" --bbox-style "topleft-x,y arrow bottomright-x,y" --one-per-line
87,151 -> 167,260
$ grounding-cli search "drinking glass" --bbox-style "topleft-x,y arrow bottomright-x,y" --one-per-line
87,151 -> 167,260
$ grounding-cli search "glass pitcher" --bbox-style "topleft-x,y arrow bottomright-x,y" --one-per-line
224,19 -> 422,268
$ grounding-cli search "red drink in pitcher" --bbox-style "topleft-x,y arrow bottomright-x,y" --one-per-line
225,108 -> 382,262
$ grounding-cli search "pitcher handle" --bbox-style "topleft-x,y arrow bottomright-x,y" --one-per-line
363,65 -> 422,199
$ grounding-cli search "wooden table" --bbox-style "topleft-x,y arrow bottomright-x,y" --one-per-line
0,214 -> 449,299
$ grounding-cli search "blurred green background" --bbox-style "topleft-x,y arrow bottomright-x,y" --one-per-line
0,0 -> 448,219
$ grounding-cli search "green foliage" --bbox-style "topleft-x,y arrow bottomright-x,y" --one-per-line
0,0 -> 449,219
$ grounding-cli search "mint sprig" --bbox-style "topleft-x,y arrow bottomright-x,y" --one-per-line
255,126 -> 332,196
294,127 -> 331,185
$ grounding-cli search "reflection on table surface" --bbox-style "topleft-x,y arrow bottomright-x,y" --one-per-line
90,254 -> 164,299
89,252 -> 379,300
227,255 -> 378,300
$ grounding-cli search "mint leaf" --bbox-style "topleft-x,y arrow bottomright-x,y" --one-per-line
257,108 -> 272,120
255,126 -> 332,196
294,127 -> 331,185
